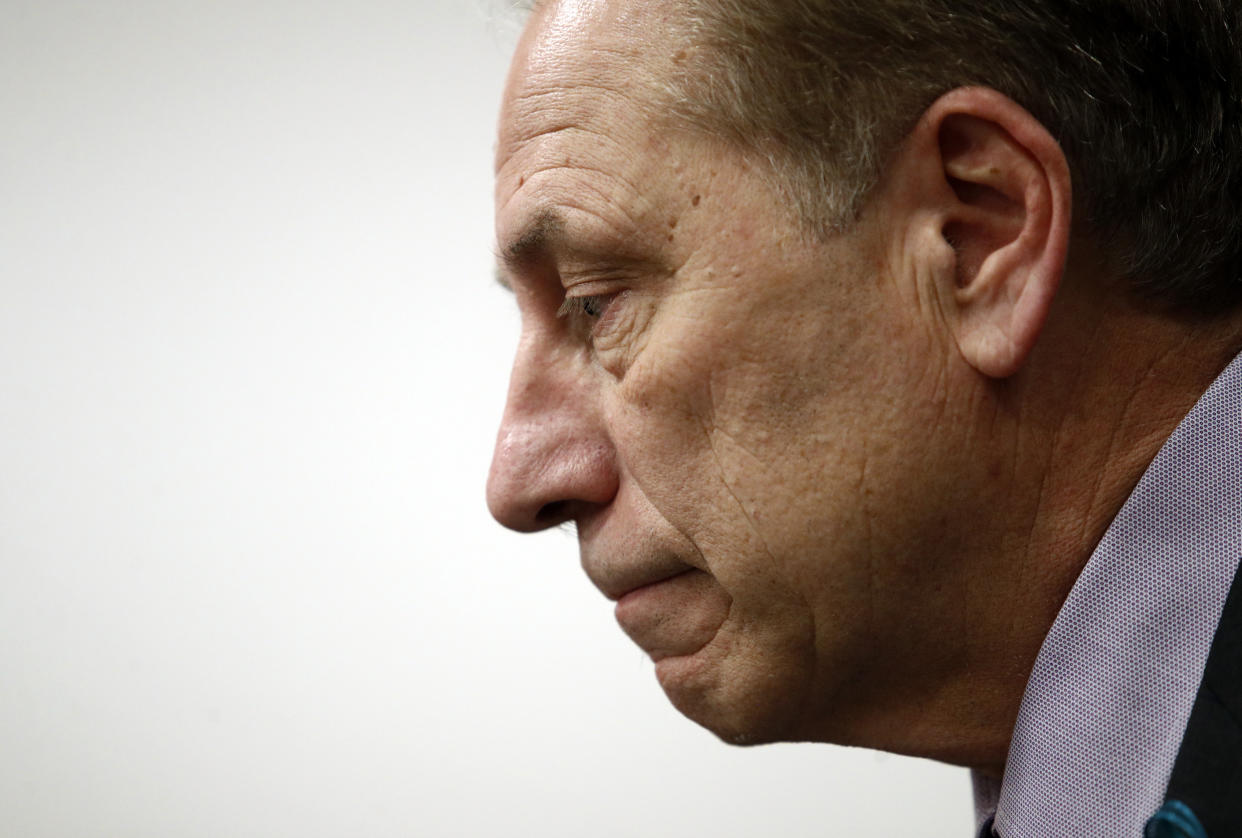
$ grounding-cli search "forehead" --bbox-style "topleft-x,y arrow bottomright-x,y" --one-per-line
494,0 -> 691,251
497,0 -> 674,160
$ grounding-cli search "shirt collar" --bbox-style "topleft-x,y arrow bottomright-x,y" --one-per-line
976,350 -> 1242,836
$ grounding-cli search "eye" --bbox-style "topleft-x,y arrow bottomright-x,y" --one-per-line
557,294 -> 612,321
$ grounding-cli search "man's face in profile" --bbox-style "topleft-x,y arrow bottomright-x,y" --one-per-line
489,0 -> 990,752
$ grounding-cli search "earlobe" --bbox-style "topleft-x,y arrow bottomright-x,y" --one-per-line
921,88 -> 1072,378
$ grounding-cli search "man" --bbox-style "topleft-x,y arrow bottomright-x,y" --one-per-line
486,0 -> 1242,834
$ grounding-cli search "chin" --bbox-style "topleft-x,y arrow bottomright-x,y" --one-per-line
652,638 -> 812,747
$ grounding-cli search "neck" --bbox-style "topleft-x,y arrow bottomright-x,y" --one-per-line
962,291 -> 1242,774
800,279 -> 1242,772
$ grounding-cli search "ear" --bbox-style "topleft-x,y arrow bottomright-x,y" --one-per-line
895,87 -> 1072,378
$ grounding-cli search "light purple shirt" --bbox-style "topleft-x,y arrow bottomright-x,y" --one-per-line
974,350 -> 1242,837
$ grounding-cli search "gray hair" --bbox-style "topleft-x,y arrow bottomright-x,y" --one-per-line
656,0 -> 1242,313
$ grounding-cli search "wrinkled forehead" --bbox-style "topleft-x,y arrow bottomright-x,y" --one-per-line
495,0 -> 683,174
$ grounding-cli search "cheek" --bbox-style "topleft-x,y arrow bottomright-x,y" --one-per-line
606,321 -> 813,572
607,358 -> 716,527
606,290 -> 893,606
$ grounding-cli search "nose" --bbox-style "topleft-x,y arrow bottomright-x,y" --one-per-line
487,342 -> 619,532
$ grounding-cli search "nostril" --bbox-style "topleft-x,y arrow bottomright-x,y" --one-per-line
535,500 -> 572,527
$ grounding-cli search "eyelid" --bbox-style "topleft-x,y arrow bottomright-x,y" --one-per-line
559,275 -> 624,306
561,269 -> 630,290
562,276 -> 614,296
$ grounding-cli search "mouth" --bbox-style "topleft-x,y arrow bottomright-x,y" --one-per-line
613,567 -> 696,604
612,568 -> 732,662
584,548 -> 697,603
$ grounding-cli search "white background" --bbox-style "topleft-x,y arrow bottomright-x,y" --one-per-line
0,1 -> 971,835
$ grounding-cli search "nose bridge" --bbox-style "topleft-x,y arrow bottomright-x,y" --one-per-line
487,334 -> 618,531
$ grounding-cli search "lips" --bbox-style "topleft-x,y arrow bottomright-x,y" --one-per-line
574,503 -> 728,658
613,568 -> 732,662
581,544 -> 695,602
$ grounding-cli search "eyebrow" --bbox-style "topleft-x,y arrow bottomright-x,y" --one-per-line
494,208 -> 568,291
500,209 -> 566,271
493,207 -> 657,291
